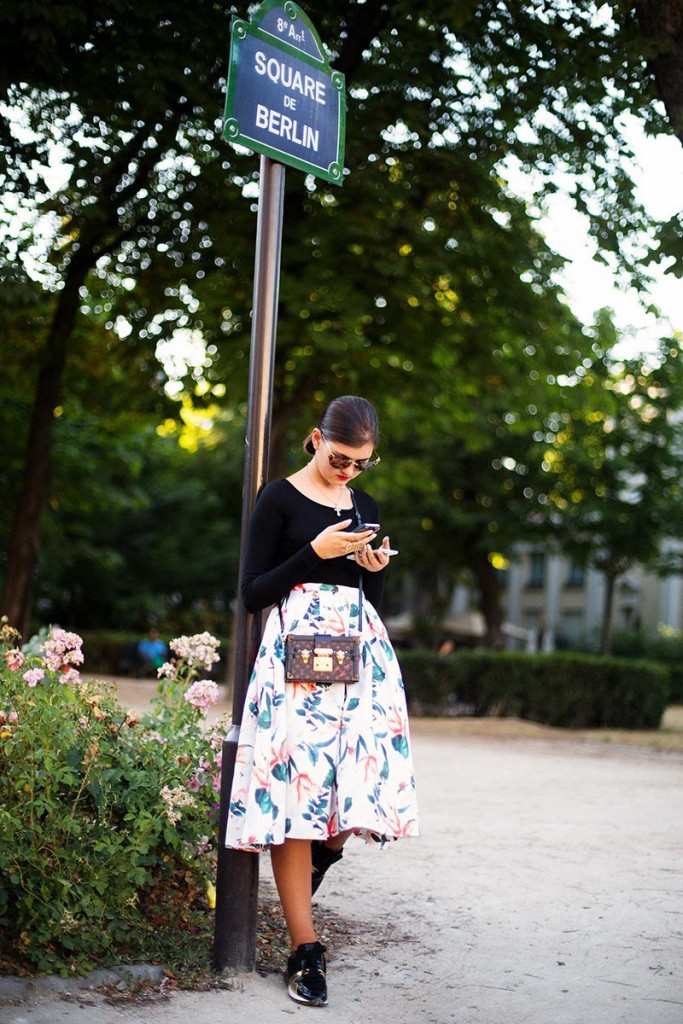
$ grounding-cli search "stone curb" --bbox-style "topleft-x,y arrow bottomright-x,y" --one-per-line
0,964 -> 165,1003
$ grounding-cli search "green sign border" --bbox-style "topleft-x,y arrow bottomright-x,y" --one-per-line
223,0 -> 346,185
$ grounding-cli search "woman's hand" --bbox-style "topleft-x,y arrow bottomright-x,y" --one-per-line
352,536 -> 392,572
310,520 -> 379,560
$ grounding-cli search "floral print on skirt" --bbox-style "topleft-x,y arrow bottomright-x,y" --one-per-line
225,583 -> 419,850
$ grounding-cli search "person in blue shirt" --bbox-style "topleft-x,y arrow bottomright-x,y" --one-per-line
137,628 -> 167,675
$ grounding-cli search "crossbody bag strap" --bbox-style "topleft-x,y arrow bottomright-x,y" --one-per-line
349,489 -> 364,632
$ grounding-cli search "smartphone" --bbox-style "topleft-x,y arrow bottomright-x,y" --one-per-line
352,522 -> 380,533
346,548 -> 398,559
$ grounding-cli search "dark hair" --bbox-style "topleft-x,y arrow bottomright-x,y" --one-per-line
304,396 -> 379,455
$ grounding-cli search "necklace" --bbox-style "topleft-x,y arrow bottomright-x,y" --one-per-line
307,463 -> 346,516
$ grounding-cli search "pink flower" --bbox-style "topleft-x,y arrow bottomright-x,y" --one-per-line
23,668 -> 45,688
4,649 -> 25,671
183,680 -> 220,711
170,632 -> 220,671
42,628 -> 84,672
58,668 -> 81,686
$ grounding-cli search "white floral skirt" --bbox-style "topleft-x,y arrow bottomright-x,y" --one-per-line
225,583 -> 419,850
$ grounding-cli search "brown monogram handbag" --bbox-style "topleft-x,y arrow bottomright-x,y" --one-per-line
284,633 -> 360,685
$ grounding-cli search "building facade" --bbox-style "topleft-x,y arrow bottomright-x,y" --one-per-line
499,542 -> 683,651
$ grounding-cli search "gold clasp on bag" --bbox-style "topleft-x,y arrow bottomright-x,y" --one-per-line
313,646 -> 333,673
335,649 -> 346,665
299,648 -> 311,665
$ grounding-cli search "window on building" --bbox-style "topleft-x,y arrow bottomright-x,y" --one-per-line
527,551 -> 545,588
557,610 -> 585,649
565,559 -> 585,588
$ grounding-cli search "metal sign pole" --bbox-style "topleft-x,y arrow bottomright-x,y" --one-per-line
214,0 -> 344,972
213,154 -> 286,971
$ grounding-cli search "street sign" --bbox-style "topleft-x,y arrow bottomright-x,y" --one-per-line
223,0 -> 346,185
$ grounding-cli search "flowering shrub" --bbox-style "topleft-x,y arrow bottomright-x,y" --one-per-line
0,622 -> 229,975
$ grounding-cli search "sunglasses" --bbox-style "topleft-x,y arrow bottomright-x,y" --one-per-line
320,433 -> 381,473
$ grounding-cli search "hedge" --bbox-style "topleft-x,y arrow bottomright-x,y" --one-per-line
609,630 -> 683,705
398,649 -> 669,729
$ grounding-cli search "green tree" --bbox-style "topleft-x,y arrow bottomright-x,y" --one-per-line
363,297 -> 600,648
37,418 -> 244,635
0,0 -> 241,635
2,0 -> 683,637
542,337 -> 683,654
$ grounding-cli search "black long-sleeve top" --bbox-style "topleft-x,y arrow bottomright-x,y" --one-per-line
240,479 -> 386,613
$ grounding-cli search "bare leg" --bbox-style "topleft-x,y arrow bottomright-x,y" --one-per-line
270,839 -> 317,949
273,840 -> 329,1007
325,828 -> 353,852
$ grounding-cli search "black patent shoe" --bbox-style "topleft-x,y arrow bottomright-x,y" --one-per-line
286,941 -> 328,1007
311,840 -> 344,895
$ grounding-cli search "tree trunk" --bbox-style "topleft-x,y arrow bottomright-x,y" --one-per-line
600,568 -> 618,656
1,109 -> 182,639
636,0 -> 683,142
470,551 -> 505,650
268,380 -> 320,479
1,276 -> 83,639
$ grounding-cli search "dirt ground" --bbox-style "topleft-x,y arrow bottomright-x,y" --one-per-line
2,681 -> 682,1024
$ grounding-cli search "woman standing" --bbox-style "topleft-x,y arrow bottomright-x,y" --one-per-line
225,396 -> 419,1007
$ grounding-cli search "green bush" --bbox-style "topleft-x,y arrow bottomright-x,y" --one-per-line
610,628 -> 683,704
399,649 -> 669,729
0,623 -> 228,975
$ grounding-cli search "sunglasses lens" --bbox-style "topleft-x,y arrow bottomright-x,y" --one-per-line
329,454 -> 353,470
